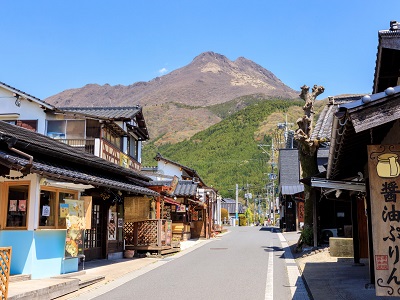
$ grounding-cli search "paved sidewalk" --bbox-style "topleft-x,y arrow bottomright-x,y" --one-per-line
282,231 -> 395,300
278,232 -> 310,300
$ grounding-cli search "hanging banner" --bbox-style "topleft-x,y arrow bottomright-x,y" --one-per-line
108,209 -> 117,240
368,145 -> 400,296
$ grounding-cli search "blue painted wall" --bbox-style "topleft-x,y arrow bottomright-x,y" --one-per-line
0,230 -> 74,279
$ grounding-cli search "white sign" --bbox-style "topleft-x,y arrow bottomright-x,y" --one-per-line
42,205 -> 51,217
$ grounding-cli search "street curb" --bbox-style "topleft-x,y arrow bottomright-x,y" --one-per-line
279,233 -> 312,300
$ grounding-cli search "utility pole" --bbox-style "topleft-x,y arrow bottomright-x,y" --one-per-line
277,114 -> 294,148
259,140 -> 276,226
270,140 -> 276,226
235,183 -> 239,226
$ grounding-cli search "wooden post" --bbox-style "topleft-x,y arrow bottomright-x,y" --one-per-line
351,196 -> 362,265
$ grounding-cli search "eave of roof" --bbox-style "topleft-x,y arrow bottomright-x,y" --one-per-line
56,106 -> 150,140
281,184 -> 304,195
149,180 -> 198,197
0,150 -> 158,196
57,106 -> 141,120
326,89 -> 400,179
0,81 -> 54,110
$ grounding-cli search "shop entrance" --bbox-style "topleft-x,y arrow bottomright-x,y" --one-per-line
84,201 -> 105,261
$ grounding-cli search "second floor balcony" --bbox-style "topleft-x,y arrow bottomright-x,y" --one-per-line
57,138 -> 141,171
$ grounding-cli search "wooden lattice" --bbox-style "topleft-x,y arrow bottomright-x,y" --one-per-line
137,220 -> 158,246
0,247 -> 11,300
123,222 -> 135,245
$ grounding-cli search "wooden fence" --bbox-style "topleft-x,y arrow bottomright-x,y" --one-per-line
0,247 -> 11,300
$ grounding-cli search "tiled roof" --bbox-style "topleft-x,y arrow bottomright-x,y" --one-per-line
58,106 -> 142,120
58,106 -> 150,140
0,149 -> 158,196
311,96 -> 362,141
373,24 -> 400,93
327,89 -> 400,179
221,199 -> 244,214
221,198 -> 236,203
149,180 -> 198,197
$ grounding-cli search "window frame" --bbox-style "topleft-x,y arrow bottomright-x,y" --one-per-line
2,181 -> 31,230
38,186 -> 79,229
46,119 -> 86,140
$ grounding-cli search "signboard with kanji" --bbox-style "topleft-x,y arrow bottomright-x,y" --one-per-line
368,145 -> 400,296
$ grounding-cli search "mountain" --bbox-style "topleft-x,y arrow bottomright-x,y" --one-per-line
45,51 -> 300,144
141,98 -> 304,198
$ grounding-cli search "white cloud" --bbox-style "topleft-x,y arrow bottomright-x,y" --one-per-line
158,67 -> 168,75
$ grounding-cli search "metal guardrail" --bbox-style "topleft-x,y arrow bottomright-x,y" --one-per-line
0,247 -> 12,300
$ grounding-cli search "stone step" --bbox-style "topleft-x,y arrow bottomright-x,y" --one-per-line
9,274 -> 31,282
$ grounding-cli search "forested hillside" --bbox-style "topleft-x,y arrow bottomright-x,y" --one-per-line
142,99 -> 303,198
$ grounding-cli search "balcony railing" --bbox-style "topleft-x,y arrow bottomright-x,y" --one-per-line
56,138 -> 141,171
57,138 -> 95,155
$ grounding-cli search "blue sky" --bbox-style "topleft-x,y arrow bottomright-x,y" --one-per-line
1,1 -> 399,100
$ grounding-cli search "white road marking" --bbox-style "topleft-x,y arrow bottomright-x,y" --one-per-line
265,239 -> 274,300
278,232 -> 310,300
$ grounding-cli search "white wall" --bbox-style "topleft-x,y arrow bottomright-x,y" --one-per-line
0,88 -> 48,134
157,160 -> 182,178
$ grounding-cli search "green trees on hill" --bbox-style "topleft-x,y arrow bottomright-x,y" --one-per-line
142,98 -> 303,198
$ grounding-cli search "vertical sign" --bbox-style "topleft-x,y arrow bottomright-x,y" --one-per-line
108,209 -> 117,240
368,145 -> 400,296
64,199 -> 85,258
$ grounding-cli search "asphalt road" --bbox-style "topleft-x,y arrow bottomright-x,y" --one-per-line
92,226 -> 292,300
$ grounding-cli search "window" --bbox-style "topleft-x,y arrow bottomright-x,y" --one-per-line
5,183 -> 29,228
46,120 -> 85,139
47,120 -> 66,139
4,120 -> 38,132
103,127 -> 121,149
66,120 -> 85,139
39,187 -> 78,229
128,137 -> 138,159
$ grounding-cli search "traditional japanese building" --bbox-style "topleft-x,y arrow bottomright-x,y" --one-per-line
0,121 -> 158,278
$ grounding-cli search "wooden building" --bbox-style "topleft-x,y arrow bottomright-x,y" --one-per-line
0,121 -> 158,278
307,21 -> 400,296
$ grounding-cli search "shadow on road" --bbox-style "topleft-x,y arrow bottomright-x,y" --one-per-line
259,226 -> 281,233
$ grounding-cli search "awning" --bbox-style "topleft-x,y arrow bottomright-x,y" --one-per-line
0,150 -> 159,196
281,184 -> 304,195
310,177 -> 366,192
163,196 -> 181,206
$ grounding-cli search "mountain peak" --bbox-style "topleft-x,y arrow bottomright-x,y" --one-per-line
46,52 -> 298,108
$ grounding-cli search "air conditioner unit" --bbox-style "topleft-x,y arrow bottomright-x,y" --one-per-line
321,228 -> 338,243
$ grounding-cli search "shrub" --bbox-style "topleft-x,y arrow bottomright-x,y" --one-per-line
221,208 -> 229,223
239,214 -> 247,226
